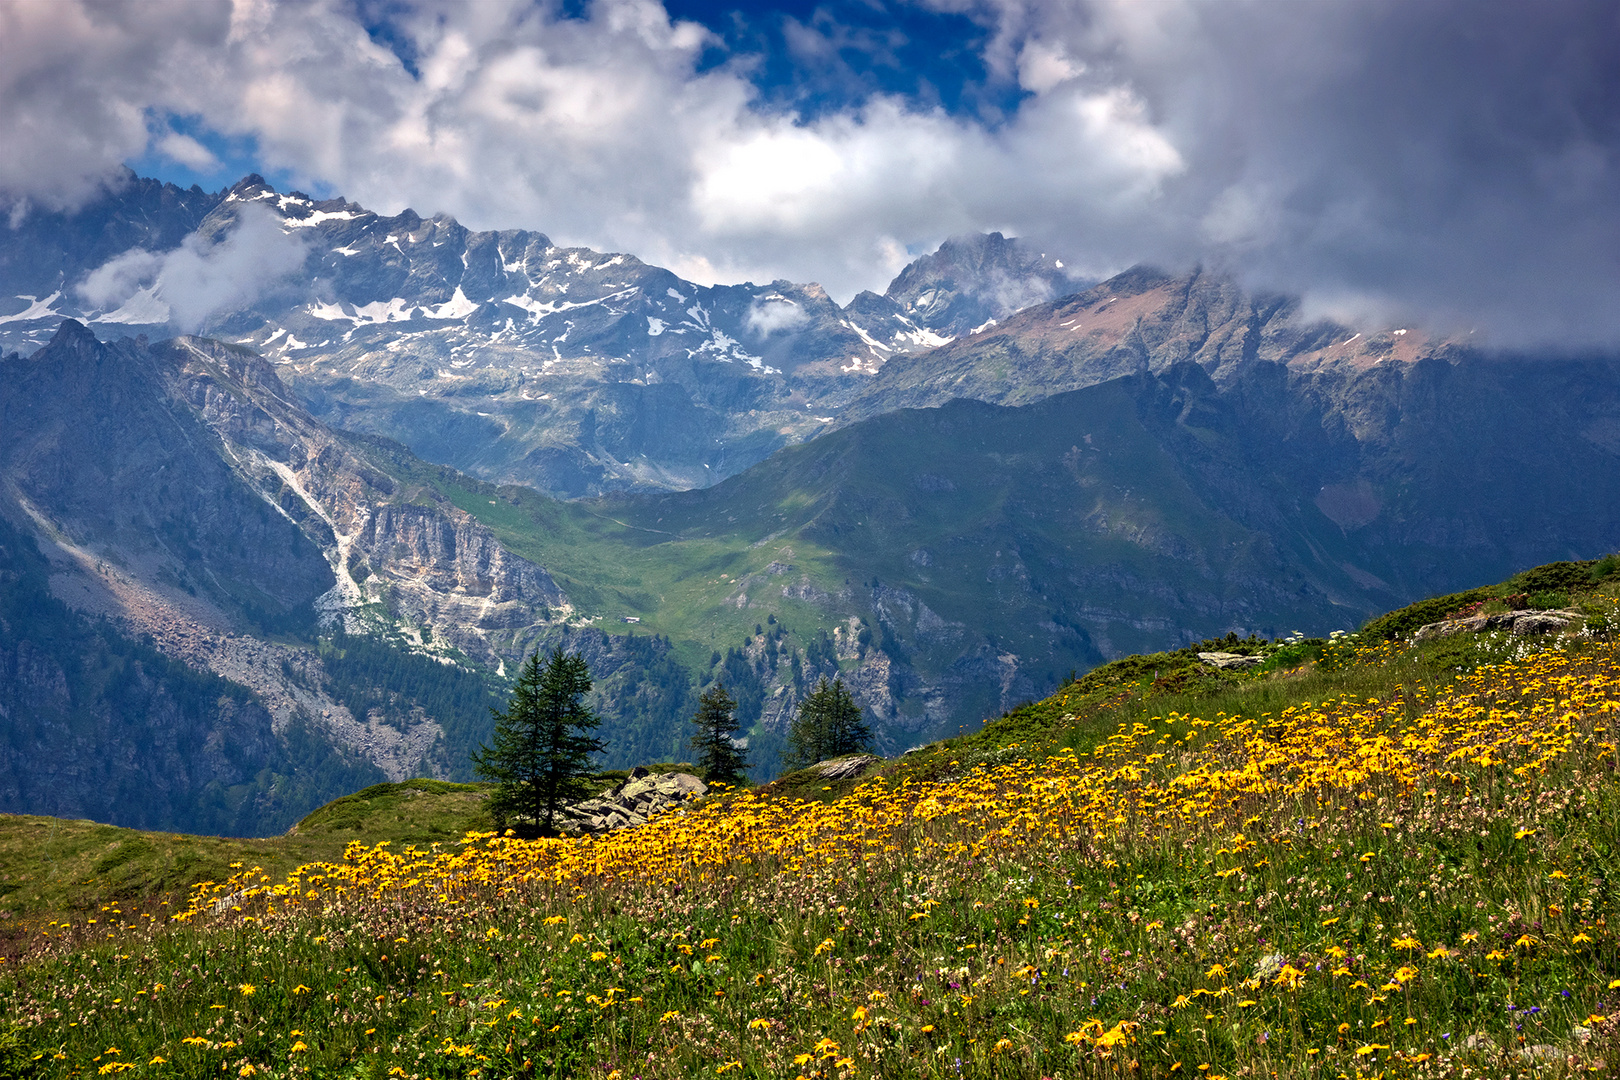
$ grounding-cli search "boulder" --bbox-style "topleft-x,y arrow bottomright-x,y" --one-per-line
1411,608 -> 1580,642
554,769 -> 709,836
1196,651 -> 1263,669
808,755 -> 879,780
1511,613 -> 1572,635
1411,614 -> 1490,642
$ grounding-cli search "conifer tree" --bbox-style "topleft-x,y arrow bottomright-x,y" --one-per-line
689,682 -> 748,786
472,647 -> 605,837
783,676 -> 871,769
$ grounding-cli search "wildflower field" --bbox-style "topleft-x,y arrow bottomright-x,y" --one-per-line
8,583 -> 1620,1078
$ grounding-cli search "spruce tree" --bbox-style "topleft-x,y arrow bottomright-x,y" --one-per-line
783,676 -> 871,769
472,647 -> 605,837
690,682 -> 748,786
823,676 -> 873,757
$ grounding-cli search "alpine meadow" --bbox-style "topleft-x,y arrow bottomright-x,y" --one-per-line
6,560 -> 1620,1079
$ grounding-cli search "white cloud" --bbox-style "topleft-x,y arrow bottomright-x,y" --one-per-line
0,0 -> 233,210
156,131 -> 221,172
746,296 -> 811,336
4,0 -> 1620,344
78,247 -> 165,311
1016,39 -> 1082,94
77,204 -> 308,332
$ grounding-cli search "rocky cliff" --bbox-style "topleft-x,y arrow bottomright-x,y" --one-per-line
159,333 -> 572,660
0,323 -> 576,793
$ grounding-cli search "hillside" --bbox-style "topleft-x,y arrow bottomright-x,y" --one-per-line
432,356 -> 1620,757
5,556 -> 1620,1077
7,316 -> 1620,838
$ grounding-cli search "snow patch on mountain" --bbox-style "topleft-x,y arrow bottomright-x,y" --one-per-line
0,292 -> 64,325
99,285 -> 171,324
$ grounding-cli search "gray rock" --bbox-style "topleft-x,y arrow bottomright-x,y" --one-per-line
663,772 -> 707,796
211,890 -> 248,915
808,755 -> 880,780
1196,651 -> 1263,669
1412,615 -> 1489,642
557,769 -> 710,835
1517,1044 -> 1562,1062
1512,613 -> 1571,635
1412,609 -> 1580,642
620,778 -> 657,802
1251,952 -> 1285,978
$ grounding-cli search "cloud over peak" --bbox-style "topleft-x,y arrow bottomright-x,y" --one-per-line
78,204 -> 307,332
4,0 -> 1620,346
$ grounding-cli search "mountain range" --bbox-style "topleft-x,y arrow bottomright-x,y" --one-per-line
0,172 -> 1079,498
2,172 -> 1619,835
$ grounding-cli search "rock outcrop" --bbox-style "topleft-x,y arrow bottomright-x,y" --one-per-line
1196,651 -> 1264,670
805,755 -> 880,780
1410,609 -> 1584,643
163,334 -> 572,662
555,767 -> 708,835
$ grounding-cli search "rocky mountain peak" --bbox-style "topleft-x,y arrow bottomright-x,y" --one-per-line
850,263 -> 1478,420
883,231 -> 1085,339
46,316 -> 98,350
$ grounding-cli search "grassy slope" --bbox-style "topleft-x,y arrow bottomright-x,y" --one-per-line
0,762 -> 704,935
0,780 -> 492,946
371,377 -> 1403,702
7,558 -> 1620,1078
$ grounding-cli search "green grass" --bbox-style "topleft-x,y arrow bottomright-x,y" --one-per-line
7,561 -> 1620,1078
0,780 -> 492,935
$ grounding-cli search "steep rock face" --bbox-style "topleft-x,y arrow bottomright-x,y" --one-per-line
353,504 -> 568,633
154,333 -> 572,663
0,321 -> 336,629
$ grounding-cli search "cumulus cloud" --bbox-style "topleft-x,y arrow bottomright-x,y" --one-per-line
0,0 -> 232,210
746,296 -> 811,336
155,132 -> 222,172
77,204 -> 308,332
6,0 -> 1620,346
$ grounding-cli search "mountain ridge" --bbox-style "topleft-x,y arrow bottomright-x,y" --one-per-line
0,175 -> 1087,498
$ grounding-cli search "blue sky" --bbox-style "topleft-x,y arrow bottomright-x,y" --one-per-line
129,1 -> 1023,198
7,0 -> 1620,345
